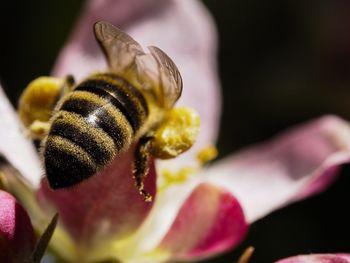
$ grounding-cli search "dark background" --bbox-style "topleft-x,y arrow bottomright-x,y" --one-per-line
0,1 -> 349,262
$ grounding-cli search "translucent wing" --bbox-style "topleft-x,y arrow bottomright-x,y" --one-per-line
94,21 -> 144,73
148,46 -> 183,108
94,21 -> 182,108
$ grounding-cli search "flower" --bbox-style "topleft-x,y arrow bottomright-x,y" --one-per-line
0,182 -> 60,263
277,253 -> 350,263
0,189 -> 36,263
1,0 -> 350,262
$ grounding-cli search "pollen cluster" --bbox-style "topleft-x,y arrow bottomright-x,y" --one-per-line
151,107 -> 200,159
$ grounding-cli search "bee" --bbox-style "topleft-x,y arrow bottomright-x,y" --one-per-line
18,21 -> 199,202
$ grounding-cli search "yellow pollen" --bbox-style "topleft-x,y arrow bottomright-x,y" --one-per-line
0,172 -> 8,190
159,166 -> 196,192
158,145 -> 219,192
151,107 -> 200,159
18,76 -> 63,127
196,145 -> 218,165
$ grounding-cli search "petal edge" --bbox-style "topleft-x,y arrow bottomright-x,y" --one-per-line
157,183 -> 248,261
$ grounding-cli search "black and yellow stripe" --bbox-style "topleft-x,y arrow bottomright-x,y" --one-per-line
43,73 -> 149,189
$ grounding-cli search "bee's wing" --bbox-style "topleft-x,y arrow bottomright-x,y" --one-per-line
94,21 -> 144,73
147,46 -> 183,108
94,21 -> 182,108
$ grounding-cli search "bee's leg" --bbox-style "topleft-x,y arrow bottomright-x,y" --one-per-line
27,120 -> 51,139
61,74 -> 75,95
133,136 -> 153,202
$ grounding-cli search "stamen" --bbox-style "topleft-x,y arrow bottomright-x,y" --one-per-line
236,246 -> 255,263
196,144 -> 218,165
0,172 -> 8,190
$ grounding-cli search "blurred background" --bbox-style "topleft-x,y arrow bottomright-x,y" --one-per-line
0,0 -> 349,262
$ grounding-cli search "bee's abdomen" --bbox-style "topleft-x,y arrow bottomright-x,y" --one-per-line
44,74 -> 148,189
45,134 -> 98,188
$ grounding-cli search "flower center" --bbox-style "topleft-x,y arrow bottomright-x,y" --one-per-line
158,145 -> 218,191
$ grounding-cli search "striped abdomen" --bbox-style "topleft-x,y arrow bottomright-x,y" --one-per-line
44,73 -> 149,189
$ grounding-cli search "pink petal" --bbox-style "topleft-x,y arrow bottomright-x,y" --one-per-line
0,190 -> 36,262
157,183 -> 248,261
129,115 -> 350,260
276,254 -> 350,263
204,115 -> 350,222
37,145 -> 156,247
0,84 -> 42,186
52,0 -> 221,170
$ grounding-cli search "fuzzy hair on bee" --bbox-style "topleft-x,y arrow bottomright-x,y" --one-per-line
18,21 -> 200,202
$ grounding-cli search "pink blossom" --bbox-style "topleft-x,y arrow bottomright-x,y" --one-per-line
277,253 -> 350,263
0,190 -> 36,263
0,0 -> 350,262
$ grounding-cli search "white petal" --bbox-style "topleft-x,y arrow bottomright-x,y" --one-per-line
0,84 -> 42,186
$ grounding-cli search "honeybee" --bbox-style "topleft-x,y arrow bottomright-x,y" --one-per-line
18,21 -> 199,202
